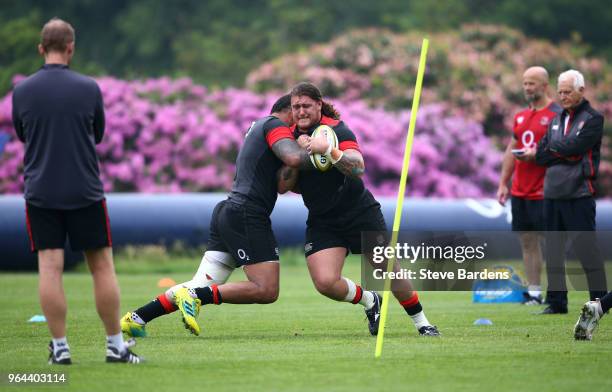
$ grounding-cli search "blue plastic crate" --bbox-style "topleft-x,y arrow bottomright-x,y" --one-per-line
472,266 -> 526,303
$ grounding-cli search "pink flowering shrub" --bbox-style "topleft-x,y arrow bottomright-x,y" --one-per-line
246,24 -> 612,197
247,25 -> 612,135
3,23 -> 611,197
0,77 -> 499,197
332,101 -> 500,197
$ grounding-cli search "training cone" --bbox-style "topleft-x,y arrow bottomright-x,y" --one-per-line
28,315 -> 47,323
157,277 -> 176,288
473,318 -> 493,325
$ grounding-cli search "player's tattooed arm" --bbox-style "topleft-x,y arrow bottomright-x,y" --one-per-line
271,139 -> 316,170
277,165 -> 300,194
332,149 -> 365,178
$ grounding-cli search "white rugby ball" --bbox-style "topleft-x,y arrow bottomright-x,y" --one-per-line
309,125 -> 338,172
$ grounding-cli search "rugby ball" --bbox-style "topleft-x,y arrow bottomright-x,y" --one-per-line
309,125 -> 338,172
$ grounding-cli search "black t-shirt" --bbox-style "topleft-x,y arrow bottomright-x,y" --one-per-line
229,115 -> 293,215
12,64 -> 105,209
292,116 -> 379,219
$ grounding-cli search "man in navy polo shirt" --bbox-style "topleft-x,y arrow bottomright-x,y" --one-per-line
12,18 -> 140,364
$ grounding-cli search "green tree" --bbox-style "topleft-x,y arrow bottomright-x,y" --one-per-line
0,13 -> 42,92
1,0 -> 612,91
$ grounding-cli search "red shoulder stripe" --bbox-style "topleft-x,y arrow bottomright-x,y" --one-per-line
339,140 -> 360,152
320,116 -> 340,126
266,126 -> 293,147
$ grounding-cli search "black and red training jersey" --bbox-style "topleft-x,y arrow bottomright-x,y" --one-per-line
292,116 -> 379,218
229,115 -> 293,215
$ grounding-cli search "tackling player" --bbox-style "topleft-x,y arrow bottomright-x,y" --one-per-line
497,66 -> 561,305
121,95 -> 326,337
279,82 -> 440,336
574,291 -> 612,340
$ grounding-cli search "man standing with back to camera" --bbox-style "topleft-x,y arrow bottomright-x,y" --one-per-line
12,18 -> 141,364
520,69 -> 608,315
497,66 -> 561,305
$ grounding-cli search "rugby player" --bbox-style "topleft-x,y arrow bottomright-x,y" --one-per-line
497,66 -> 561,305
121,95 -> 326,336
574,291 -> 612,340
279,82 -> 440,336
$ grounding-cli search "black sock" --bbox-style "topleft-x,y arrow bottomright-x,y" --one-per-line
601,292 -> 612,314
403,302 -> 423,316
135,295 -> 176,323
400,294 -> 423,316
194,285 -> 222,305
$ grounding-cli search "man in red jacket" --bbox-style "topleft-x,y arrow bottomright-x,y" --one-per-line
497,66 -> 561,305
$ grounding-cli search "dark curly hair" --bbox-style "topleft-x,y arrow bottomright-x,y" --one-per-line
270,94 -> 291,114
290,82 -> 340,120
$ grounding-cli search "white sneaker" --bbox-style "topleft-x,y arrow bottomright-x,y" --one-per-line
574,301 -> 601,340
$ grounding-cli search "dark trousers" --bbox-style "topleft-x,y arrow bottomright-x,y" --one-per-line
601,291 -> 612,313
544,197 -> 607,309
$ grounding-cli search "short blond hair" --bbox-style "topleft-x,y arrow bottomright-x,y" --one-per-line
40,18 -> 75,53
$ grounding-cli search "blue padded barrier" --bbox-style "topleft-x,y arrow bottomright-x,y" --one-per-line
2,194 -> 612,270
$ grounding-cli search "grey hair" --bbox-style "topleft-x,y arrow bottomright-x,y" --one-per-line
558,69 -> 585,90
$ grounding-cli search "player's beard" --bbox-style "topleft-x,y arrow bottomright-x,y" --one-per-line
296,115 -> 318,132
525,91 -> 541,104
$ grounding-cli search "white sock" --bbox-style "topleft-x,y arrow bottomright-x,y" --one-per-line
342,277 -> 357,301
131,312 -> 145,325
528,285 -> 542,298
360,291 -> 375,310
52,337 -> 69,354
107,333 -> 126,354
595,300 -> 604,316
342,278 -> 375,309
410,311 -> 431,330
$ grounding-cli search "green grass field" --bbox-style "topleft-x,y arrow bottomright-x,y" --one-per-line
1,252 -> 610,392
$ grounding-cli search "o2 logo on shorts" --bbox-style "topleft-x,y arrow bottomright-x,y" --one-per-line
305,243 -> 313,253
521,130 -> 534,148
237,249 -> 250,261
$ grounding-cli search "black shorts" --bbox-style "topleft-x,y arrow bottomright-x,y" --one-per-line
25,199 -> 112,252
305,205 -> 387,257
511,197 -> 544,231
207,199 -> 279,266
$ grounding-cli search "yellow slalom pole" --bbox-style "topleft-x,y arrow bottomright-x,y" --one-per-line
375,38 -> 429,358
